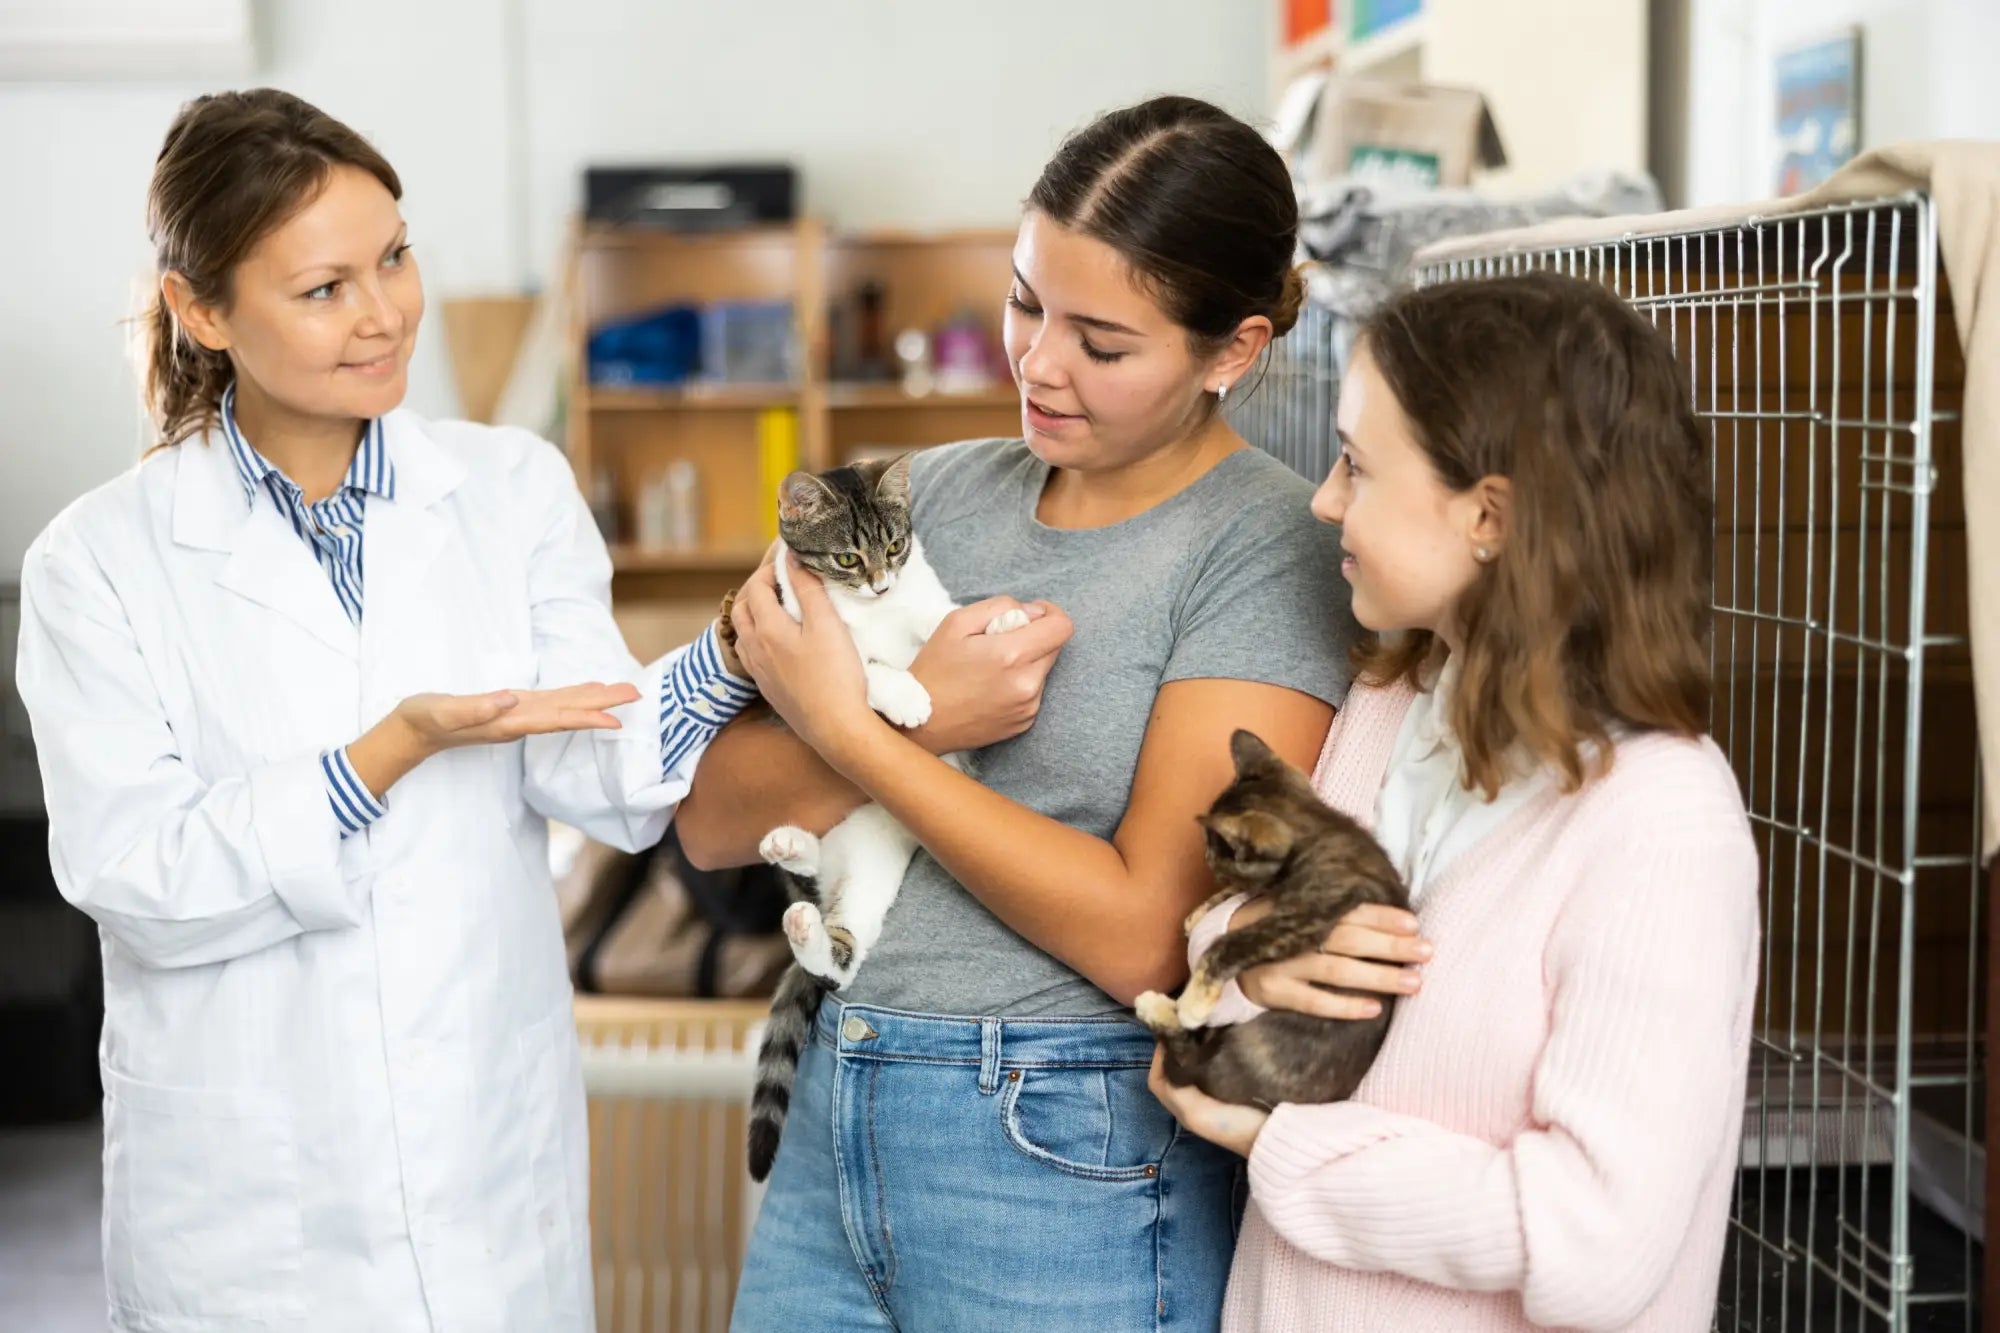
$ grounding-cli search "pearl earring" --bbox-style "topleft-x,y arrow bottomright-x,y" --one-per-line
1474,546 -> 1492,562
1215,382 -> 1230,404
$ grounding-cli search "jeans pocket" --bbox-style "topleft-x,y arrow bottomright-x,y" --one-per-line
102,1066 -> 305,1321
999,1064 -> 1176,1182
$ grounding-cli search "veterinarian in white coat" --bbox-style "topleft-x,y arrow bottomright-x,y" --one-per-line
14,90 -> 757,1332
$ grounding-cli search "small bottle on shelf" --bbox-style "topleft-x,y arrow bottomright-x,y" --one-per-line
589,467 -> 622,543
635,472 -> 670,548
663,460 -> 702,550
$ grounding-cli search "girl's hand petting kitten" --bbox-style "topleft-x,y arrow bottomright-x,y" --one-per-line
1148,1048 -> 1268,1157
729,553 -> 874,755
1232,899 -> 1433,1019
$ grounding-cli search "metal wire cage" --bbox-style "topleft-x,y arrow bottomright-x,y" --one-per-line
1226,302 -> 1345,486
1404,194 -> 1983,1332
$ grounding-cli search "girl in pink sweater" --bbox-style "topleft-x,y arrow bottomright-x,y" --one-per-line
1150,273 -> 1761,1331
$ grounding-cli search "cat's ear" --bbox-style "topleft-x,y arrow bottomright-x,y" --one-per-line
778,471 -> 836,524
871,452 -> 913,509
1229,729 -> 1284,779
1198,809 -> 1295,879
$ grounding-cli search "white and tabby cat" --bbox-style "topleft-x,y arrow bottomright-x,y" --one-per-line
741,455 -> 1028,1181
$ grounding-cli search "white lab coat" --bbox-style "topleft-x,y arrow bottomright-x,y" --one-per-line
16,412 -> 707,1332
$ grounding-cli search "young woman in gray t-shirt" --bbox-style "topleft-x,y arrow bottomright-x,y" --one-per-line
680,97 -> 1378,1332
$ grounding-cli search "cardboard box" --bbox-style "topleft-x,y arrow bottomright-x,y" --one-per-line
1304,78 -> 1507,191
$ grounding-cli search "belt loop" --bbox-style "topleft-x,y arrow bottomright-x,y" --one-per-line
978,1017 -> 1003,1094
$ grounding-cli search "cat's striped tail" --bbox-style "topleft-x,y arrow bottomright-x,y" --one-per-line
748,963 -> 823,1183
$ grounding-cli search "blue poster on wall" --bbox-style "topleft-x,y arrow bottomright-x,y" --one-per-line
1775,29 -> 1862,195
1351,0 -> 1422,40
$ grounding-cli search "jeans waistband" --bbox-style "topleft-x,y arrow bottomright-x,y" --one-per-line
814,998 -> 1156,1074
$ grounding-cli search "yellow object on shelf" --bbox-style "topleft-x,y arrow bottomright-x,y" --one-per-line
755,407 -> 801,541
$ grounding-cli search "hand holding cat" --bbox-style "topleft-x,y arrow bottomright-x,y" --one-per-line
729,553 -> 876,756
1148,1047 -> 1269,1157
907,597 -> 1073,753
1234,900 -> 1433,1019
732,546 -> 1075,761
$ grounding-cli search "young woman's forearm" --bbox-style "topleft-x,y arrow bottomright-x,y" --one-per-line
675,713 -> 870,869
828,724 -> 1187,1003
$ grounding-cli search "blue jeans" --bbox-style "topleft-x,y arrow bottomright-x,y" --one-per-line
730,999 -> 1243,1332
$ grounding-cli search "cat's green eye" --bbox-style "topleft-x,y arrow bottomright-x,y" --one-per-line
887,539 -> 904,556
835,553 -> 861,568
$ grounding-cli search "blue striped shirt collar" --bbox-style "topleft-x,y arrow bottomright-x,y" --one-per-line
219,382 -> 397,507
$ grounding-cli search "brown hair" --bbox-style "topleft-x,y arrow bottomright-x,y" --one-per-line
143,88 -> 401,448
1027,95 -> 1305,370
1352,271 -> 1712,795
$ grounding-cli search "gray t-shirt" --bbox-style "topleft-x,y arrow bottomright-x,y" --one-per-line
841,437 -> 1360,1017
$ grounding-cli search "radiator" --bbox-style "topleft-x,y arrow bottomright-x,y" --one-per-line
574,996 -> 767,1333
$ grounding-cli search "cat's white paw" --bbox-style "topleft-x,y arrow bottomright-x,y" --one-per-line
1135,990 -> 1181,1032
782,901 -> 839,981
868,671 -> 933,729
782,900 -> 819,947
759,826 -> 821,876
984,607 -> 1032,635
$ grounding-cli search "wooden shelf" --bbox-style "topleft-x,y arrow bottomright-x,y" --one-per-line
577,222 -> 806,250
567,216 -> 1019,605
586,384 -> 801,412
831,227 -> 1019,249
608,543 -> 769,573
824,382 -> 1017,410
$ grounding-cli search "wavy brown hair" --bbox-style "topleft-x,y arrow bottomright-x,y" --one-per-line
1352,271 -> 1713,794
143,88 -> 401,448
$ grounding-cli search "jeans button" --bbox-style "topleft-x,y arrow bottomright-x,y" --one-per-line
841,1016 -> 876,1042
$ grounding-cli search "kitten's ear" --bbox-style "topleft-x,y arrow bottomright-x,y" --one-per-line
778,471 -> 836,524
871,453 -> 913,509
1198,809 -> 1296,879
1229,729 -> 1284,779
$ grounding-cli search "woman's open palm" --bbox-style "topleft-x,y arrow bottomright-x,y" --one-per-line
397,681 -> 641,750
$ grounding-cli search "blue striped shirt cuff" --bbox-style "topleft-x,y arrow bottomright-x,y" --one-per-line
660,623 -> 760,779
322,746 -> 388,837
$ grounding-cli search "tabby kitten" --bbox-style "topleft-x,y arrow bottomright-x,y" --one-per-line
742,454 -> 1028,1181
1136,729 -> 1410,1109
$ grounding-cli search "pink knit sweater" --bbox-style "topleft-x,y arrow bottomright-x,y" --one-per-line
1201,680 -> 1760,1332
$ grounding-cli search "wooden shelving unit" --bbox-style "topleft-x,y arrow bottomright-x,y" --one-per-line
821,382 -> 1019,411
584,385 -> 801,412
564,222 -> 1024,637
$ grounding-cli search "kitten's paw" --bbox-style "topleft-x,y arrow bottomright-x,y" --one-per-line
782,900 -> 820,948
759,826 -> 821,876
868,672 -> 934,729
1135,990 -> 1181,1033
782,902 -> 840,981
1177,974 -> 1224,1029
1183,890 -> 1242,938
984,607 -> 1032,635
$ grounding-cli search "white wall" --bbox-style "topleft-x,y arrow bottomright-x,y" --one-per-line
0,0 -> 1269,577
1423,0 -> 1650,197
1685,0 -> 2000,207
